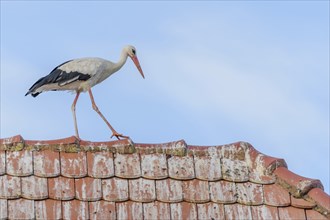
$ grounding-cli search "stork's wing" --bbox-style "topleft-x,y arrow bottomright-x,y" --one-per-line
25,59 -> 91,97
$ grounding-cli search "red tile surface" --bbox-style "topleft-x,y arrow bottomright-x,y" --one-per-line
48,176 -> 75,200
102,177 -> 129,202
35,199 -> 62,219
224,203 -> 252,220
143,201 -> 171,220
33,150 -> 60,177
114,153 -> 141,178
197,202 -> 225,219
89,201 -> 116,220
264,183 -> 291,206
194,153 -> 222,181
221,158 -> 249,182
6,150 -> 33,176
170,202 -> 198,220
129,178 -> 156,202
21,175 -> 48,199
0,135 -> 329,219
75,177 -> 102,201
183,179 -> 210,203
236,182 -> 264,205
87,151 -> 114,178
8,199 -> 34,219
141,153 -> 168,179
116,201 -> 143,220
278,206 -> 306,220
0,175 -> 21,199
251,205 -> 279,220
168,154 -> 195,180
156,178 -> 183,202
306,209 -> 329,220
60,152 -> 87,178
62,200 -> 89,220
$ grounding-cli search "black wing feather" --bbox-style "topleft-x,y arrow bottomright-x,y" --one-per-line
25,60 -> 91,97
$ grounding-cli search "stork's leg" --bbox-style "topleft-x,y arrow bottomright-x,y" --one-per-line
88,88 -> 129,140
71,92 -> 81,139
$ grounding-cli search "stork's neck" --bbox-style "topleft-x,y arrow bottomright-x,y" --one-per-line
112,49 -> 129,73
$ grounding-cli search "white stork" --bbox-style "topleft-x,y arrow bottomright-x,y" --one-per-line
25,45 -> 144,140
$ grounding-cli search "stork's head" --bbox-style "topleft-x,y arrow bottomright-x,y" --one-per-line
125,45 -> 145,79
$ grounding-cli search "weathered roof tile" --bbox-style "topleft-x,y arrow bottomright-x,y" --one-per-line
35,199 -> 62,220
264,183 -> 291,207
143,201 -> 171,220
170,202 -> 198,220
194,152 -> 222,181
0,135 -> 329,219
156,178 -> 183,203
0,175 -> 21,199
236,182 -> 263,205
197,202 -> 225,220
141,153 -> 168,179
278,206 -> 306,220
48,176 -> 75,200
250,205 -> 279,220
75,177 -> 102,201
224,203 -> 252,220
6,150 -> 32,176
21,176 -> 48,200
8,199 -> 34,220
62,200 -> 89,220
168,154 -> 195,180
87,151 -> 114,178
209,180 -> 237,203
102,177 -> 128,202
129,178 -> 156,202
114,153 -> 141,178
89,201 -> 116,220
60,151 -> 87,178
183,179 -> 210,203
116,201 -> 143,220
33,150 -> 60,177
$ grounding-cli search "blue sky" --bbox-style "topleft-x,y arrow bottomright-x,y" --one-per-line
1,1 -> 329,193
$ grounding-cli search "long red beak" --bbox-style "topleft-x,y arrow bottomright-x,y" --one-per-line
131,55 -> 145,79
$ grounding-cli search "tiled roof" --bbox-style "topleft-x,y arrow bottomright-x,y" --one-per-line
0,135 -> 329,220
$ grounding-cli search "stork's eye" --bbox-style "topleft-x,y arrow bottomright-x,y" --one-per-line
132,49 -> 136,55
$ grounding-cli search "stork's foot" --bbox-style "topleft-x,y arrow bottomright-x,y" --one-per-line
111,132 -> 129,140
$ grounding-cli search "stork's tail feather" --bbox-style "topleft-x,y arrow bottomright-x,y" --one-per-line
25,76 -> 45,97
25,91 -> 41,97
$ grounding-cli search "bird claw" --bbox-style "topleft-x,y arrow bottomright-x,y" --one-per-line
111,132 -> 129,140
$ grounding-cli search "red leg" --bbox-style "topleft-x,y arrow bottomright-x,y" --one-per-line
88,89 -> 129,140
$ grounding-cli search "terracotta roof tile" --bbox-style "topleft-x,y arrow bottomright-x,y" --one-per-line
35,199 -> 62,219
264,183 -> 291,206
87,151 -> 114,178
48,176 -> 75,200
21,176 -> 48,200
236,182 -> 264,205
75,177 -> 102,201
0,175 -> 21,199
278,206 -> 306,219
197,202 -> 225,219
102,177 -> 129,202
60,151 -> 87,178
0,135 -> 329,219
168,154 -> 195,180
89,201 -> 116,220
129,178 -> 156,202
170,202 -> 198,219
209,180 -> 237,203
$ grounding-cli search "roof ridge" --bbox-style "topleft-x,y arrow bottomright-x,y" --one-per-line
1,134 -> 329,218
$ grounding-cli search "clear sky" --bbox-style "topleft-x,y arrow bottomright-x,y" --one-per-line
1,1 -> 329,193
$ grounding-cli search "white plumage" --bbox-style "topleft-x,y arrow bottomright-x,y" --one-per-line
25,45 -> 144,140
